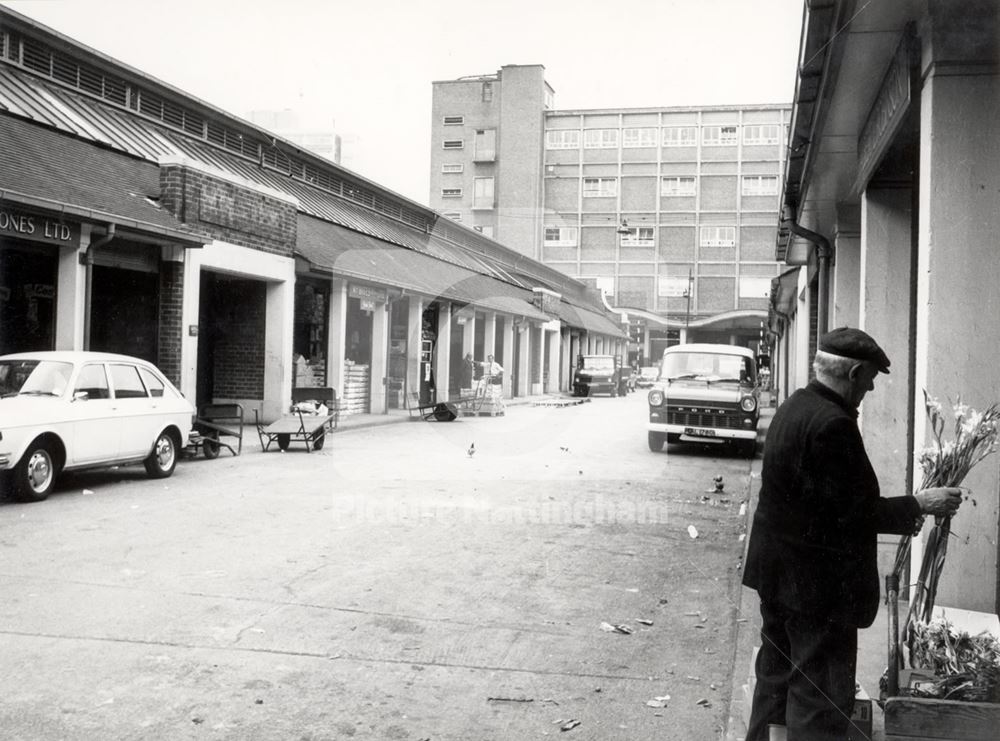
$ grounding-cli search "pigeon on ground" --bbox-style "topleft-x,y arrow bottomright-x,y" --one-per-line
467,442 -> 476,457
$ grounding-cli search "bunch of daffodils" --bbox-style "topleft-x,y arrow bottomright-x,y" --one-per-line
892,391 -> 1000,670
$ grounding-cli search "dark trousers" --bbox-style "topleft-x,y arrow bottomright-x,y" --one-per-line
745,599 -> 861,741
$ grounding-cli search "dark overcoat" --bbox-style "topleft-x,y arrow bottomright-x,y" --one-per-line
742,380 -> 921,628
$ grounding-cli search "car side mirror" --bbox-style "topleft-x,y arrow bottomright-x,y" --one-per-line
72,391 -> 89,402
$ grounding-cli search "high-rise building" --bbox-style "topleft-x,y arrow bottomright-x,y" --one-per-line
429,64 -> 790,357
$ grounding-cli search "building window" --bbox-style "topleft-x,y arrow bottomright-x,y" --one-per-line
443,115 -> 464,126
623,128 -> 658,148
658,275 -> 692,297
702,125 -> 739,146
583,177 -> 617,197
474,129 -> 496,161
443,139 -> 464,149
442,211 -> 462,222
544,226 -> 578,246
739,276 -> 773,298
442,188 -> 463,198
545,130 -> 580,149
473,177 -> 495,208
620,227 -> 654,246
473,225 -> 495,238
482,81 -> 493,102
661,176 -> 696,196
662,127 -> 698,147
743,124 -> 781,145
441,163 -> 464,173
700,225 -> 736,246
742,175 -> 779,196
584,128 -> 619,149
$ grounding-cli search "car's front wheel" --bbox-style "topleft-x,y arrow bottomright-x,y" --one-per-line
11,442 -> 58,502
144,431 -> 178,478
647,431 -> 664,452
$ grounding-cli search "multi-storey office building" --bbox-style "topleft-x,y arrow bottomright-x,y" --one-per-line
430,65 -> 790,361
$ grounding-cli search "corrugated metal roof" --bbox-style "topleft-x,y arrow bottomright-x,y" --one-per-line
0,64 -> 622,334
0,114 -> 205,241
296,215 -> 550,321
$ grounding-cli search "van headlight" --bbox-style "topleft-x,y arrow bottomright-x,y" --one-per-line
648,389 -> 664,406
740,395 -> 757,413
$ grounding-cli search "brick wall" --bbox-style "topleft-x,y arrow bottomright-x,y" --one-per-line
159,164 -> 296,256
211,278 -> 266,399
157,260 -> 184,386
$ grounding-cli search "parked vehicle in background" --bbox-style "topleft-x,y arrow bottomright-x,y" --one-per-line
646,343 -> 759,457
635,366 -> 659,388
572,354 -> 625,397
0,352 -> 195,502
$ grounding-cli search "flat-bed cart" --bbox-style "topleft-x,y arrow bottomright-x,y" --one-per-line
254,408 -> 334,452
186,403 -> 244,458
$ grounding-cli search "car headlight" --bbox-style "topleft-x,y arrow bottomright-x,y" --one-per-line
740,395 -> 757,413
648,389 -> 664,406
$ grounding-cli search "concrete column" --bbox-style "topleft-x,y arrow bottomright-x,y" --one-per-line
915,4 -> 1000,611
502,318 -> 515,397
547,327 -> 561,393
263,277 -> 294,423
406,295 -> 424,407
793,269 -> 810,390
517,322 -> 531,397
484,313 -> 497,360
560,327 -> 572,391
56,225 -> 89,350
860,187 -> 914,502
832,206 -> 861,329
179,245 -> 201,403
327,279 -> 348,401
370,300 -> 389,415
436,302 -> 452,401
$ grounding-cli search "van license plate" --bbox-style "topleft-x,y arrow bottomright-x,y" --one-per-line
684,428 -> 716,437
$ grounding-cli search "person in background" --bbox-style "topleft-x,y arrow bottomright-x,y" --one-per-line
485,354 -> 504,411
742,326 -> 963,741
460,352 -> 474,392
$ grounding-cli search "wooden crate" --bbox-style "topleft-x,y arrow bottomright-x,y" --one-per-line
884,696 -> 1000,739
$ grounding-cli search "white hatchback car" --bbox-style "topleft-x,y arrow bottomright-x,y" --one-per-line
0,351 -> 195,502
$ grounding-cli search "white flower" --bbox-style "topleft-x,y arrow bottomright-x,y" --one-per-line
960,410 -> 983,438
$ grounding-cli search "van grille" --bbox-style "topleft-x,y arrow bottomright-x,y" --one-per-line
667,407 -> 742,430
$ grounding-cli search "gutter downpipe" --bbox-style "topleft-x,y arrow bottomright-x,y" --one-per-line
781,207 -> 832,337
82,223 -> 116,350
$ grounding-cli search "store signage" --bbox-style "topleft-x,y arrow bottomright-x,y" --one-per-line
349,284 -> 387,303
854,32 -> 914,194
0,207 -> 80,246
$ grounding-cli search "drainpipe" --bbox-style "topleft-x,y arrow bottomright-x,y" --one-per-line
781,207 -> 832,337
82,223 -> 115,350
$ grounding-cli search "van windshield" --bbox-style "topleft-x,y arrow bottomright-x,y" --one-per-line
661,352 -> 754,383
580,357 -> 615,372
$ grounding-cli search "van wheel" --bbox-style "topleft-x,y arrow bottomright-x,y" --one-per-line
144,431 -> 178,478
11,442 -> 58,502
647,432 -> 664,452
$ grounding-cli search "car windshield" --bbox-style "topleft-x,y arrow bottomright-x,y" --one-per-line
661,352 -> 754,383
0,360 -> 74,397
581,357 -> 615,372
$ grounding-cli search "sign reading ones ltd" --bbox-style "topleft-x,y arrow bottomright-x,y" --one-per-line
0,208 -> 80,246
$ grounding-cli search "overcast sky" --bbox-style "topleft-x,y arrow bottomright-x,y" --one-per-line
3,0 -> 804,205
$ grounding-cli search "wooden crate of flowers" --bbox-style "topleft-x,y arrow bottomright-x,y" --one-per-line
882,393 -> 1000,739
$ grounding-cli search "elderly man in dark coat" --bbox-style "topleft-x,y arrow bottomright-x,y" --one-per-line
742,327 -> 963,741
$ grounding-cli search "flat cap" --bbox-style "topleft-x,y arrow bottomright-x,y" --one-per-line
818,326 -> 891,373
